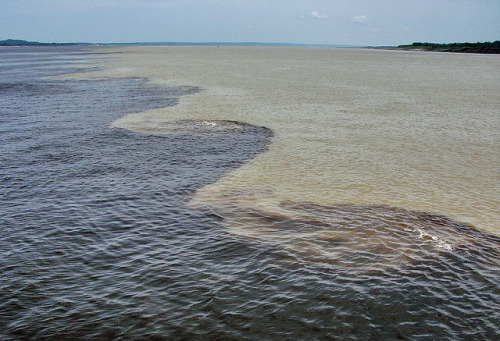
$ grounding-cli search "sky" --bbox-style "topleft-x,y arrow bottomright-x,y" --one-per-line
1,0 -> 499,46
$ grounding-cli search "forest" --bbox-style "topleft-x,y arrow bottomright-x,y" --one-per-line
397,41 -> 500,53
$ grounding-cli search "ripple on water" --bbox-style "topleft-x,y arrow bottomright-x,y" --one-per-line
216,200 -> 500,273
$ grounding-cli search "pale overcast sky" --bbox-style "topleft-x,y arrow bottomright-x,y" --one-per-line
1,0 -> 499,45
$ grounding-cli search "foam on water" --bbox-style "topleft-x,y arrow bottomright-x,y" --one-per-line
113,118 -> 257,135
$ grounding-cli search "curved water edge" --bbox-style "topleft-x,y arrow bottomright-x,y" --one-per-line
106,79 -> 500,271
0,55 -> 276,338
114,115 -> 500,273
110,116 -> 500,337
103,46 -> 500,236
203,198 -> 500,273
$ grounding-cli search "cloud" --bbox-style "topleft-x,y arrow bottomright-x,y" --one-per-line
309,11 -> 327,19
351,15 -> 367,25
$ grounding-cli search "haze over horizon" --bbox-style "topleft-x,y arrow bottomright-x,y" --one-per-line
1,0 -> 499,46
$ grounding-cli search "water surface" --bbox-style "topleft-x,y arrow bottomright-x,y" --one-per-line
1,46 -> 499,340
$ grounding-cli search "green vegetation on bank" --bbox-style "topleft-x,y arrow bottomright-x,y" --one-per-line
397,41 -> 500,53
0,39 -> 88,46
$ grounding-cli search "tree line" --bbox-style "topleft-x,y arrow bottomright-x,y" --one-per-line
398,41 -> 500,53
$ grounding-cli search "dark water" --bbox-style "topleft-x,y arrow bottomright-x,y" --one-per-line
1,47 -> 499,340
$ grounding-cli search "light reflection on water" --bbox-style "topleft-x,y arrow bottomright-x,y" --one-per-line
0,47 -> 499,340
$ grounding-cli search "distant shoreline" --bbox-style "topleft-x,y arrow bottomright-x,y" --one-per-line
395,41 -> 500,54
0,39 -> 91,47
0,39 -> 354,48
2,39 -> 499,53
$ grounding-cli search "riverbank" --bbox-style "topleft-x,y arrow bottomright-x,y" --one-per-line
397,41 -> 500,53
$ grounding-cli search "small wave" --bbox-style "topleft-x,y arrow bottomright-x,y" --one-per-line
208,198 -> 500,273
416,227 -> 453,251
157,119 -> 259,134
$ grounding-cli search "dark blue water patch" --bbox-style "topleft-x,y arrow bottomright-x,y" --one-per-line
0,48 -> 271,339
0,46 -> 113,80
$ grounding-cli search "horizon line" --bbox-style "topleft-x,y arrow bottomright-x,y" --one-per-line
0,38 -> 372,48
